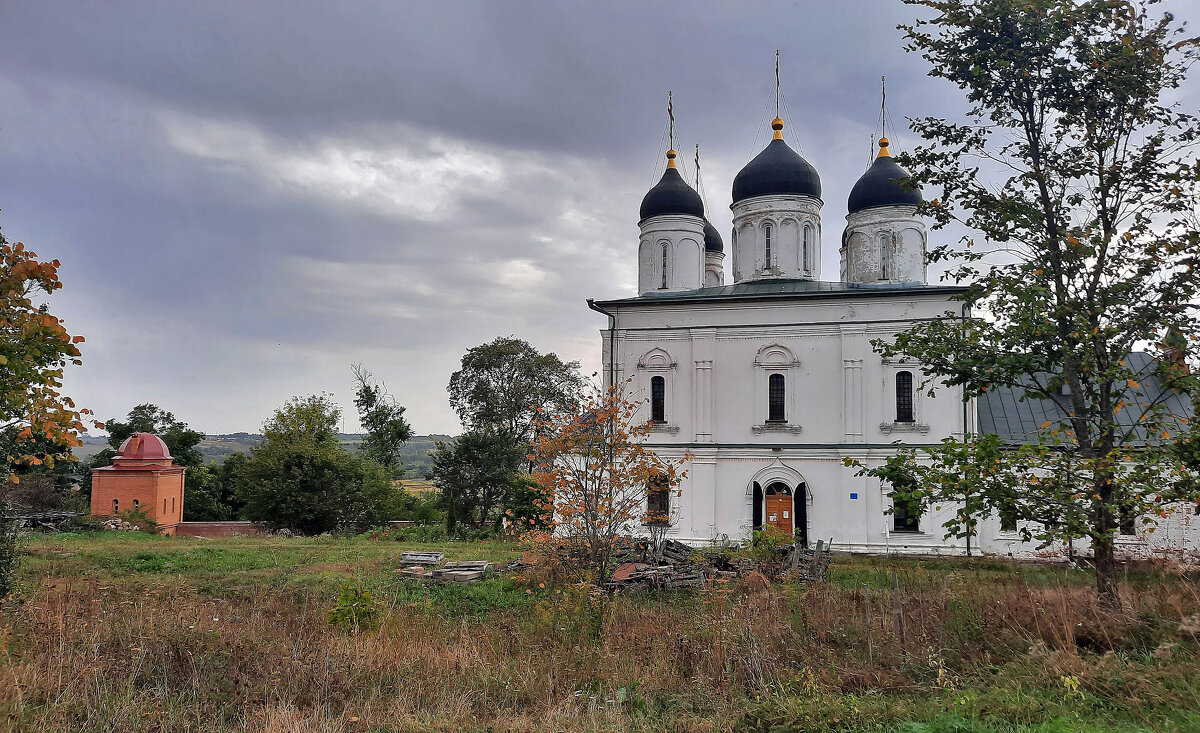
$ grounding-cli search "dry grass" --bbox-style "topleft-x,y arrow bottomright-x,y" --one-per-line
1,533 -> 1198,732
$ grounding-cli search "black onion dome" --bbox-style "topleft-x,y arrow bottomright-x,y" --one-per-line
847,152 -> 922,214
640,166 -> 704,221
731,139 -> 822,204
703,219 -> 723,253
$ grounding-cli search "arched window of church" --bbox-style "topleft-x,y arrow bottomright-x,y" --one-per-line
803,224 -> 813,272
164,498 -> 169,514
896,370 -> 914,423
768,373 -> 786,422
764,224 -> 773,269
132,499 -> 139,510
650,375 -> 666,423
660,243 -> 669,289
112,499 -> 119,514
880,233 -> 892,279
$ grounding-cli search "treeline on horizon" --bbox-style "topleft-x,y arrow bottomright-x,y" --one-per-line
75,432 -> 454,477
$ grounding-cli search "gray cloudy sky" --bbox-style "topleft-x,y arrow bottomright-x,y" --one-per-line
2,1 -> 1197,436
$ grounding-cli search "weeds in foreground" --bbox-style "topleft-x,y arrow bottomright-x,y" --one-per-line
0,534 -> 1198,732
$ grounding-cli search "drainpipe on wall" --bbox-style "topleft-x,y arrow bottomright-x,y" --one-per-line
587,298 -> 619,509
587,299 -> 617,390
962,300 -> 973,557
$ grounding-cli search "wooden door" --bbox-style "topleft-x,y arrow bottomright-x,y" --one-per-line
764,484 -> 793,535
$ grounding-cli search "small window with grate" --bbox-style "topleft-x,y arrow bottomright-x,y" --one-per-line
647,474 -> 670,524
768,373 -> 786,422
650,375 -> 666,423
660,243 -> 669,289
764,224 -> 773,268
896,370 -> 914,423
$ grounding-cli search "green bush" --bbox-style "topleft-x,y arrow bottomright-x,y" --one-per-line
328,581 -> 381,632
238,395 -> 402,535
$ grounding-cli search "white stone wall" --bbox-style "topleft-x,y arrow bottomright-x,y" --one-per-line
704,251 -> 725,288
638,214 -> 706,295
602,292 -> 972,548
730,194 -> 822,282
841,205 -> 927,284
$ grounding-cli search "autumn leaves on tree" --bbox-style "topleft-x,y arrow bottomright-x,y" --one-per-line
0,230 -> 97,486
529,383 -> 688,585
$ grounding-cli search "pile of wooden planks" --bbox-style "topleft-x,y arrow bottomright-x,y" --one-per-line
611,538 -> 695,566
606,561 -> 706,591
396,555 -> 493,583
399,551 -> 443,567
778,539 -> 833,583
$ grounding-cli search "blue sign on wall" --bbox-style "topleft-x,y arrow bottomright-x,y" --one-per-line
849,492 -> 859,500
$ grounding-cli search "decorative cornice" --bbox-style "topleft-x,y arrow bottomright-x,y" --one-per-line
879,422 -> 930,435
751,423 -> 803,434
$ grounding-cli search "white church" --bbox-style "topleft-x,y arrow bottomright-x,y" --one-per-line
587,114 -> 1199,558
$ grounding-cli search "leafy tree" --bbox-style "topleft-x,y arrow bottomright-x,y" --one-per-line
873,0 -> 1200,601
531,383 -> 689,585
430,431 -> 524,532
99,404 -> 205,467
448,336 -> 583,445
0,229 -> 97,484
351,364 -> 413,476
1,226 -> 95,599
238,395 -> 399,535
847,434 -> 1013,555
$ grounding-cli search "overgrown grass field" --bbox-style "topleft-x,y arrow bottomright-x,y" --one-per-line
1,532 -> 1198,732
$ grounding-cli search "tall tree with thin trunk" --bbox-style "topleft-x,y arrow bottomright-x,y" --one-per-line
351,364 -> 412,476
877,0 -> 1200,602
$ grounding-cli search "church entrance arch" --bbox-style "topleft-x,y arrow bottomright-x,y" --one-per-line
747,462 -> 809,547
764,482 -> 792,535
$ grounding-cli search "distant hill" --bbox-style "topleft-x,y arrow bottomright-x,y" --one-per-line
77,433 -> 455,478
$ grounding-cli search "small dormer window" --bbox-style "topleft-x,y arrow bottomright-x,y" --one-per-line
764,224 -> 773,269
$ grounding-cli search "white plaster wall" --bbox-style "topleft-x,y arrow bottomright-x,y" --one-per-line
841,205 -> 926,284
599,291 -> 1200,559
704,251 -> 725,288
637,214 -> 706,295
603,292 -> 970,547
730,194 -> 822,282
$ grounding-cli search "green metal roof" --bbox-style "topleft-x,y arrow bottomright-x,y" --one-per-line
977,352 -> 1194,446
593,279 -> 968,308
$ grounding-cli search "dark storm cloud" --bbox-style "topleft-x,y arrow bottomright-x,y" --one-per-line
1,1 -> 1196,434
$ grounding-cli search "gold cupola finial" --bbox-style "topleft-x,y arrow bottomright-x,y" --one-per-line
877,137 -> 891,158
666,148 -> 677,169
771,117 -> 785,140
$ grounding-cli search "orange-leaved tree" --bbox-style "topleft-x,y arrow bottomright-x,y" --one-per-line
530,382 -> 688,585
0,229 -> 98,485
